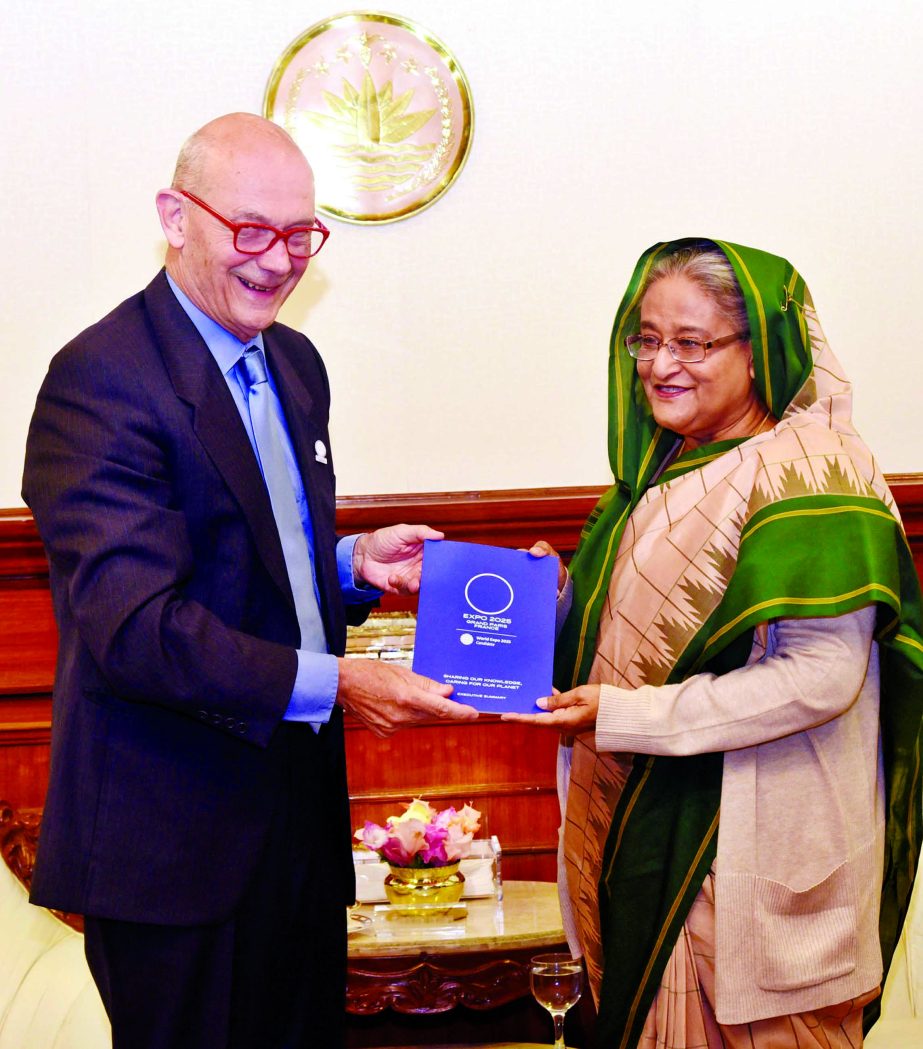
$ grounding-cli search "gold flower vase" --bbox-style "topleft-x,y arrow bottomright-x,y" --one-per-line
384,861 -> 465,912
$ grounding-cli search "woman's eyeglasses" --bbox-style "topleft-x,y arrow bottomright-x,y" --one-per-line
625,331 -> 749,363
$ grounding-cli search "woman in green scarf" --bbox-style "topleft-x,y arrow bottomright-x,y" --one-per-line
507,239 -> 922,1047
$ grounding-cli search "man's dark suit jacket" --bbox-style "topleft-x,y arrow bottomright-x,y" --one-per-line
23,269 -> 366,925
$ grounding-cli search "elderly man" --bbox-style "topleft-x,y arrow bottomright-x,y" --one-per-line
22,113 -> 477,1049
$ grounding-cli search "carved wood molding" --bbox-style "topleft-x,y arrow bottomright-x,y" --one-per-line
0,799 -> 83,932
335,487 -> 605,556
0,723 -> 51,745
346,953 -> 535,1014
0,799 -> 38,884
3,477 -> 922,582
886,476 -> 923,539
349,782 -> 556,805
337,477 -> 923,539
0,510 -> 47,579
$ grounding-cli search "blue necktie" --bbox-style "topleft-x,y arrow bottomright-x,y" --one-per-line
238,348 -> 327,654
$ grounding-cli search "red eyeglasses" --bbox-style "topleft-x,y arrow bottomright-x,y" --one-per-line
178,190 -> 330,259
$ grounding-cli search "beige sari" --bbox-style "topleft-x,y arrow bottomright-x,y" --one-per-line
638,870 -> 877,1047
561,307 -> 890,1042
564,353 -> 890,974
555,239 -> 921,1047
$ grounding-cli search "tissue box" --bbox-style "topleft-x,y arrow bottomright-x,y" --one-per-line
354,837 -> 502,903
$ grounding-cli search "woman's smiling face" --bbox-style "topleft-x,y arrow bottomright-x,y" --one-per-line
637,274 -> 763,448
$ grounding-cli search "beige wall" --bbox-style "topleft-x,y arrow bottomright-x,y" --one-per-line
2,0 -> 921,507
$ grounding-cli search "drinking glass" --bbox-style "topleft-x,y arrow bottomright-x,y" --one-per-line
530,952 -> 583,1049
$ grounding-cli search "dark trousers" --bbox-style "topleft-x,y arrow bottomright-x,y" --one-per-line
83,725 -> 348,1049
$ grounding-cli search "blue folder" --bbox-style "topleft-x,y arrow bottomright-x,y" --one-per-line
412,539 -> 557,714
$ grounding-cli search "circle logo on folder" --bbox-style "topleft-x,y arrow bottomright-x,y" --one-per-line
464,573 -> 514,616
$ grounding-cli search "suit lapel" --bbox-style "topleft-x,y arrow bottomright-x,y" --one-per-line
143,272 -> 294,609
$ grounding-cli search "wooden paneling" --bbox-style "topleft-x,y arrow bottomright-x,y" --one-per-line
0,510 -> 57,697
336,487 -> 602,614
345,717 -> 560,873
336,486 -> 602,552
1,510 -> 56,811
889,475 -> 923,582
4,478 -> 923,882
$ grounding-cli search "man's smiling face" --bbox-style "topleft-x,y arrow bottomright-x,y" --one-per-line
167,123 -> 316,342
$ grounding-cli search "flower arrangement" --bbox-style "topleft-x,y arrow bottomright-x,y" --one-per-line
355,798 -> 481,869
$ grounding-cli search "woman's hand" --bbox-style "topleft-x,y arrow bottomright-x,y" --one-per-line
501,684 -> 600,733
526,540 -> 567,592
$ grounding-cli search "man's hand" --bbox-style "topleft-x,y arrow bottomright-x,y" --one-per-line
353,524 -> 443,594
500,684 -> 600,733
337,658 -> 479,738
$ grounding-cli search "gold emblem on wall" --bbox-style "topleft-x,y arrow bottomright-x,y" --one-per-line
264,12 -> 474,224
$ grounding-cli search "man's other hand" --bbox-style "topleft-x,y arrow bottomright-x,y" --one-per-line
336,658 -> 479,737
352,524 -> 443,594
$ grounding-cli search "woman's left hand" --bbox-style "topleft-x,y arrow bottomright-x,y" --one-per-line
501,685 -> 600,733
525,540 -> 567,592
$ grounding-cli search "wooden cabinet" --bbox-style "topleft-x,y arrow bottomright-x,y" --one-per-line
4,479 -> 923,883
0,489 -> 603,880
346,716 -> 560,882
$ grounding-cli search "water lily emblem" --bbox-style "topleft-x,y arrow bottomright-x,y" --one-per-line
307,72 -> 436,149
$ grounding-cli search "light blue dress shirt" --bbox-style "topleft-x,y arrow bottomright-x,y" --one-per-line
166,274 -> 380,723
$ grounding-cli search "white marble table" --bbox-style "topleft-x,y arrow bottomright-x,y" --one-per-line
346,881 -> 567,1016
348,881 -> 564,958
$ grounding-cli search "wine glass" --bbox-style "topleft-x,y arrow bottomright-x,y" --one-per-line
530,952 -> 584,1049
